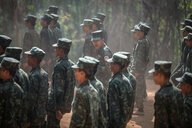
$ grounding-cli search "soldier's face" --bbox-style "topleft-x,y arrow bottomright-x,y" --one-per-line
92,39 -> 104,49
186,40 -> 192,47
55,47 -> 63,57
0,46 -> 4,54
27,55 -> 37,67
0,68 -> 10,80
153,72 -> 164,85
83,26 -> 90,34
50,20 -> 55,27
180,82 -> 192,95
40,19 -> 47,27
183,30 -> 188,37
92,24 -> 97,31
110,62 -> 120,74
75,69 -> 86,82
133,32 -> 139,40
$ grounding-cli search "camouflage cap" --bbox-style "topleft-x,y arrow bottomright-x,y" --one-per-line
131,24 -> 140,33
91,30 -> 103,41
50,14 -> 59,21
24,14 -> 37,24
138,22 -> 150,34
184,33 -> 192,41
148,61 -> 172,73
5,47 -> 22,61
96,13 -> 106,21
84,56 -> 100,73
46,5 -> 58,14
25,47 -> 45,60
176,72 -> 192,85
52,38 -> 72,49
80,19 -> 93,27
117,51 -> 131,65
181,19 -> 192,27
91,17 -> 102,26
0,57 -> 19,71
180,25 -> 192,32
0,35 -> 12,49
72,57 -> 97,75
41,14 -> 53,24
107,52 -> 128,66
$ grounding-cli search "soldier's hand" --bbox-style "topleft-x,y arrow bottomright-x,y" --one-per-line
56,110 -> 63,120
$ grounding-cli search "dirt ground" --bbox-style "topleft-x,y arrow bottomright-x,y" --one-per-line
60,79 -> 159,128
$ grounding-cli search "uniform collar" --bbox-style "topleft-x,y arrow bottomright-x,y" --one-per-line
78,80 -> 89,88
186,93 -> 192,98
31,65 -> 40,72
112,71 -> 122,79
58,56 -> 68,61
160,82 -> 172,89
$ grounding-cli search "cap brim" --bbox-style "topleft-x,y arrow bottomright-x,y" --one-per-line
52,43 -> 58,47
180,22 -> 185,25
131,29 -> 137,33
148,68 -> 155,74
71,65 -> 79,69
184,37 -> 188,40
180,27 -> 185,31
24,51 -> 32,55
91,37 -> 102,41
107,58 -> 113,63
175,77 -> 184,83
80,24 -> 84,27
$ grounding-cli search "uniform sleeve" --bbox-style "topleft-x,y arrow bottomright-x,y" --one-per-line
133,41 -> 148,74
53,65 -> 66,111
107,81 -> 121,128
183,98 -> 192,127
186,52 -> 192,72
154,95 -> 169,128
70,91 -> 87,128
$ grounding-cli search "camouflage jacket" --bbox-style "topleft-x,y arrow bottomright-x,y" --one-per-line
40,26 -> 54,60
183,93 -> 192,128
107,71 -> 133,128
83,33 -> 97,57
100,26 -> 108,44
14,68 -> 30,125
50,25 -> 62,44
55,22 -> 60,29
122,69 -> 136,118
90,77 -> 107,128
154,82 -> 184,128
0,79 -> 24,128
22,28 -> 40,62
95,44 -> 112,89
185,47 -> 192,73
28,66 -> 48,125
132,37 -> 150,74
70,81 -> 99,128
48,56 -> 75,113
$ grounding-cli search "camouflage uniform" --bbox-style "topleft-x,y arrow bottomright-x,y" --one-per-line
83,32 -> 97,57
25,47 -> 48,127
132,36 -> 150,110
90,77 -> 107,128
107,71 -> 133,128
70,81 -> 99,128
154,82 -> 184,128
0,57 -> 24,128
185,47 -> 192,73
95,44 -> 112,90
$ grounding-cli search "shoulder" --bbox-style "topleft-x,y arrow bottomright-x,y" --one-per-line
13,82 -> 24,95
40,68 -> 48,78
185,95 -> 192,107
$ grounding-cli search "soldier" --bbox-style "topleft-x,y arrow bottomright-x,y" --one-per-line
80,19 -> 97,57
107,53 -> 133,128
23,14 -> 40,70
46,5 -> 60,29
171,26 -> 192,85
3,47 -> 30,127
0,57 -> 24,127
118,51 -> 136,118
96,13 -> 108,44
149,61 -> 184,128
0,35 -> 12,62
91,17 -> 101,31
91,30 -> 112,90
70,57 -> 99,128
176,72 -> 192,128
184,33 -> 192,73
132,22 -> 150,115
47,38 -> 75,128
50,14 -> 62,43
25,47 -> 48,128
40,14 -> 54,77
84,56 -> 107,128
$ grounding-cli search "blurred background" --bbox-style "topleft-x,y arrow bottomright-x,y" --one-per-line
0,0 -> 192,69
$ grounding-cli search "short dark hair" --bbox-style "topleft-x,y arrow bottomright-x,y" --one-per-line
8,69 -> 17,77
26,20 -> 35,26
115,62 -> 124,70
58,47 -> 70,55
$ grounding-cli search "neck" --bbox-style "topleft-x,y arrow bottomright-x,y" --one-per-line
31,64 -> 39,69
78,78 -> 88,86
59,54 -> 66,58
160,79 -> 170,86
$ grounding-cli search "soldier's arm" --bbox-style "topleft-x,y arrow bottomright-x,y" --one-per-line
154,95 -> 169,128
69,91 -> 87,128
183,98 -> 192,126
134,41 -> 148,74
107,81 -> 121,127
53,65 -> 66,111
